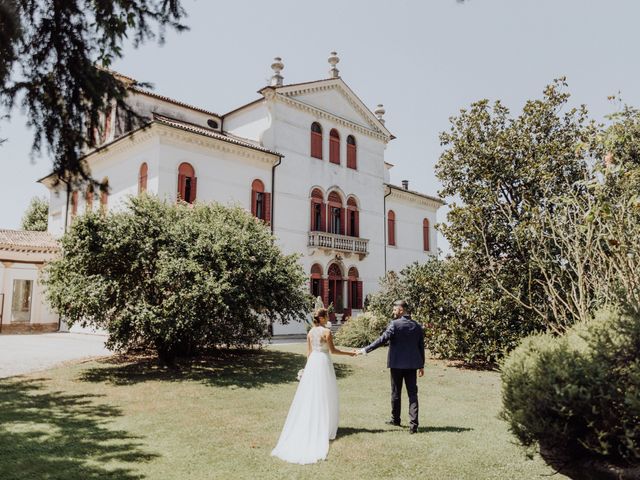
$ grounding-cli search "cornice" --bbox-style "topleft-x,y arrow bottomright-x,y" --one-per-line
273,92 -> 391,143
387,186 -> 445,210
156,125 -> 280,166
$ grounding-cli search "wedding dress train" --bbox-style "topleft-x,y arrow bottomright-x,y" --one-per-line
271,326 -> 339,464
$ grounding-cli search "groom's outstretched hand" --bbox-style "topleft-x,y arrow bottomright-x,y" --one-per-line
355,348 -> 367,356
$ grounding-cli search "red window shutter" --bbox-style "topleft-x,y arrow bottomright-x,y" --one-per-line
345,210 -> 351,237
311,132 -> 322,159
251,189 -> 257,216
330,136 -> 340,164
339,208 -> 346,235
356,281 -> 363,309
264,192 -> 271,224
347,143 -> 356,169
320,202 -> 327,231
354,210 -> 359,237
388,218 -> 396,246
177,174 -> 185,200
322,279 -> 329,307
71,191 -> 78,217
423,226 -> 429,251
190,177 -> 197,203
347,280 -> 352,309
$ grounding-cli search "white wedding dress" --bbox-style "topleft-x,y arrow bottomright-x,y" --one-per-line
271,326 -> 339,464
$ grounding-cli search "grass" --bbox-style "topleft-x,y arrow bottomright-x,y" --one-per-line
0,343 -> 564,480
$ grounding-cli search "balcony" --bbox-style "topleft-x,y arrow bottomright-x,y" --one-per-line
308,231 -> 369,258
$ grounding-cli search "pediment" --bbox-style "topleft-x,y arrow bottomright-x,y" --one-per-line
272,79 -> 392,139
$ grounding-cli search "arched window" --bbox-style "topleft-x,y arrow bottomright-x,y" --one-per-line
329,129 -> 340,165
251,179 -> 271,223
310,122 -> 323,159
177,162 -> 197,203
346,196 -> 359,237
327,191 -> 345,235
387,210 -> 396,246
346,135 -> 357,169
327,263 -> 344,315
310,188 -> 325,231
100,178 -> 109,214
85,185 -> 94,212
71,191 -> 78,218
347,267 -> 363,311
423,218 -> 430,252
138,162 -> 148,194
310,263 -> 324,300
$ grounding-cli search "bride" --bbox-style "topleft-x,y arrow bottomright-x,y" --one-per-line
271,308 -> 355,464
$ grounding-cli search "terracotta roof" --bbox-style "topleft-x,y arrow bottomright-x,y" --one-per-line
132,88 -> 222,118
152,114 -> 283,157
0,230 -> 60,253
385,183 -> 445,206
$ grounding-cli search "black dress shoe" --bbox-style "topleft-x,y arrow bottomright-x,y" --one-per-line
409,427 -> 418,434
385,420 -> 401,426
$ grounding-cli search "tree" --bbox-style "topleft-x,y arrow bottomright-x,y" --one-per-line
436,78 -> 597,332
20,195 -> 48,231
0,0 -> 187,181
43,195 -> 311,364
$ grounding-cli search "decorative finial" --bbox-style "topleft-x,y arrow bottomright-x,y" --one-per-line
270,57 -> 284,86
374,104 -> 386,124
328,51 -> 340,78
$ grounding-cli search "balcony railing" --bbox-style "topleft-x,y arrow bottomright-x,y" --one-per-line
308,231 -> 369,257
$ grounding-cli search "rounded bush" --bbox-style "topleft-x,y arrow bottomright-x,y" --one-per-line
335,312 -> 390,348
500,309 -> 640,479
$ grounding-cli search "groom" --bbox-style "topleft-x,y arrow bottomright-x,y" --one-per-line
358,300 -> 425,434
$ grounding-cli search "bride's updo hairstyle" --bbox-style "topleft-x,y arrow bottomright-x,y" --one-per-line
313,308 -> 328,326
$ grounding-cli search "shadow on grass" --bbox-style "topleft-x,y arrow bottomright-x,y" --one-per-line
79,349 -> 354,388
0,377 -> 157,480
420,425 -> 473,433
336,427 -> 388,438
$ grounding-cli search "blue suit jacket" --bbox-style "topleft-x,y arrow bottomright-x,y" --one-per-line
364,316 -> 425,369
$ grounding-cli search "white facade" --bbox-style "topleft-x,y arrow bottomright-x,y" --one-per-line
41,59 -> 444,335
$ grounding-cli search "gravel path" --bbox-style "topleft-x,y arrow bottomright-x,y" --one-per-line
0,332 -> 112,378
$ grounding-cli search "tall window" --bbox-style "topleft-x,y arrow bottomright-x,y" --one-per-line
327,191 -> 344,235
423,218 -> 430,252
346,135 -> 357,169
329,129 -> 340,165
311,122 -> 323,159
346,196 -> 359,237
310,188 -> 325,231
139,162 -> 148,194
11,279 -> 33,323
387,210 -> 396,246
348,267 -> 363,311
85,185 -> 94,212
251,179 -> 271,223
98,178 -> 109,214
310,263 -> 324,300
177,162 -> 197,203
327,263 -> 344,315
71,191 -> 78,218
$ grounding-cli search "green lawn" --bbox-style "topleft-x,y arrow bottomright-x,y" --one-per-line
0,343 -> 563,480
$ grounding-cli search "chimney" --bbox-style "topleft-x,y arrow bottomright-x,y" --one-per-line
401,180 -> 409,190
328,51 -> 340,78
270,57 -> 284,86
374,104 -> 386,124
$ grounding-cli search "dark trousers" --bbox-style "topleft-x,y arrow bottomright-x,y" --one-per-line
390,368 -> 418,428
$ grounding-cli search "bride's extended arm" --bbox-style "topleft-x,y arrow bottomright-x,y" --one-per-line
307,332 -> 312,358
326,331 -> 356,356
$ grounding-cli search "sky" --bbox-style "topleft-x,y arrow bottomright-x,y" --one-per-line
1,0 -> 639,254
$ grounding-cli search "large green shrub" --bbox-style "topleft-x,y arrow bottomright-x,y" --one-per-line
44,195 -> 310,364
500,309 -> 640,479
335,312 -> 390,348
367,257 -> 541,366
